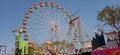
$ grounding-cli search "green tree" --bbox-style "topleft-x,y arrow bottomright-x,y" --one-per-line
97,5 -> 120,45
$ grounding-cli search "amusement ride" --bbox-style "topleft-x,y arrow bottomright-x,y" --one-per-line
13,1 -> 91,55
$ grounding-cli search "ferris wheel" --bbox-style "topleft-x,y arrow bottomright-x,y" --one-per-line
22,1 -> 73,45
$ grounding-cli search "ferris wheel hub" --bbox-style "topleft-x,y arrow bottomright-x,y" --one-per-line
51,23 -> 58,32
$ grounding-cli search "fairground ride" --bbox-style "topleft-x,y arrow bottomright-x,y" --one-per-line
13,1 -> 91,55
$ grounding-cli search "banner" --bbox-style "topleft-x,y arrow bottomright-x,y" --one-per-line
91,47 -> 120,55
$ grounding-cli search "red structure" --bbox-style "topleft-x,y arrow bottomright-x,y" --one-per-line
91,47 -> 120,55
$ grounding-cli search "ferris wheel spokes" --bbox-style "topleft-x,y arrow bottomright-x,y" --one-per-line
22,2 -> 76,54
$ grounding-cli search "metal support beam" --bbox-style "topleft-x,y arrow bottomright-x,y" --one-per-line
0,45 -> 6,55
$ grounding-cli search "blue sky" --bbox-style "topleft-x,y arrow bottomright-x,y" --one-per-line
0,0 -> 120,53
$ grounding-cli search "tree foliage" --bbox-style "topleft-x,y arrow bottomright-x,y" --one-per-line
97,5 -> 120,46
98,6 -> 120,31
